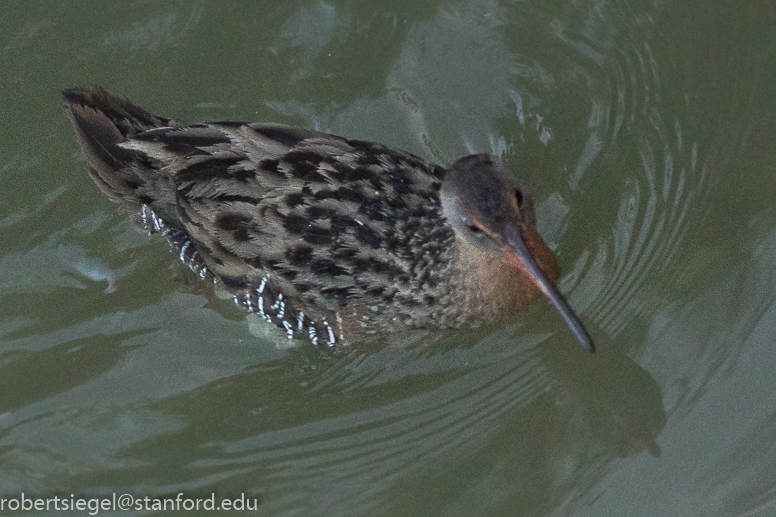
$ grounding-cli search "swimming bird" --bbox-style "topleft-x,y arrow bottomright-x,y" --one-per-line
63,87 -> 595,351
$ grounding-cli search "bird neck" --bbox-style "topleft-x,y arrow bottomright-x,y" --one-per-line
446,230 -> 562,325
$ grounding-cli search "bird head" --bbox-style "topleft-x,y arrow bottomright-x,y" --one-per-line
440,154 -> 595,352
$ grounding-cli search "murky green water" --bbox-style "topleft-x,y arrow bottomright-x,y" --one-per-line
1,0 -> 775,515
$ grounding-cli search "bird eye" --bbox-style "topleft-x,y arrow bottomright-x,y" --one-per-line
514,188 -> 524,207
467,223 -> 482,234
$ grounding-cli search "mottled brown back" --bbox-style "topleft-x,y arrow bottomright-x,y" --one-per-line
64,88 -> 466,345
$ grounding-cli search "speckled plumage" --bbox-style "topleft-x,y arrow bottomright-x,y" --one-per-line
63,87 -> 595,351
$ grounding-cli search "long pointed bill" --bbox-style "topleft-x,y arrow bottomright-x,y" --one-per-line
502,228 -> 596,352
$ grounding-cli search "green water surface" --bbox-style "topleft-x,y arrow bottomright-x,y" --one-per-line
1,1 -> 775,516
